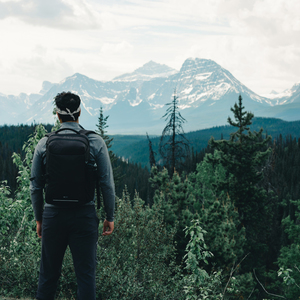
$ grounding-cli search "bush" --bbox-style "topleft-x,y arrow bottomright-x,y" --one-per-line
95,189 -> 184,300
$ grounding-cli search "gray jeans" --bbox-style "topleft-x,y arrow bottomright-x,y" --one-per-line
36,205 -> 99,300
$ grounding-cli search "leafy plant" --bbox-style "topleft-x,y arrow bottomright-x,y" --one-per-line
182,219 -> 223,300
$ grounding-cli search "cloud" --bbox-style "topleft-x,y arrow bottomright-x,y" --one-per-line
0,0 -> 101,29
1,0 -> 300,96
218,0 -> 300,46
101,41 -> 134,55
0,53 -> 75,95
8,51 -> 74,88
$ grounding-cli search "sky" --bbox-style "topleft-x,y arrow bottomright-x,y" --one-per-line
0,0 -> 299,97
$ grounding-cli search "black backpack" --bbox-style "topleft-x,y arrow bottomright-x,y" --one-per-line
44,128 -> 100,208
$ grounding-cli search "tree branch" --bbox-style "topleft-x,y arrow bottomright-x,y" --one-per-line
253,269 -> 286,299
13,213 -> 26,244
222,253 -> 250,299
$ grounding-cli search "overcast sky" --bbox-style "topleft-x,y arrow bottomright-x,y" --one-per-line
0,0 -> 299,96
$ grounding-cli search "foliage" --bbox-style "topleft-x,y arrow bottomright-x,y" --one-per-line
277,199 -> 300,299
0,124 -> 183,299
4,100 -> 300,299
189,153 -> 246,272
146,132 -> 156,168
95,189 -> 184,300
107,117 -> 300,170
96,106 -> 122,187
209,95 -> 272,272
96,107 -> 113,148
182,219 -> 223,300
114,159 -> 150,203
150,166 -> 195,261
0,124 -> 48,298
0,124 -> 52,192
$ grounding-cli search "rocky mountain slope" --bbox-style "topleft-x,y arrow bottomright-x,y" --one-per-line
1,58 -> 300,134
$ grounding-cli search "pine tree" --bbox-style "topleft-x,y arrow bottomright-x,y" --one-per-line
209,95 -> 272,271
96,107 -> 122,187
189,153 -> 246,270
96,107 -> 114,150
150,166 -> 195,261
277,199 -> 300,299
146,132 -> 156,168
159,91 -> 189,175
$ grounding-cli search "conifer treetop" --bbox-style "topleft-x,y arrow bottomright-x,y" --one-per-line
227,95 -> 254,142
96,107 -> 113,149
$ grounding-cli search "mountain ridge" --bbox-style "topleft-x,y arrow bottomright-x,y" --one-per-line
1,58 -> 300,134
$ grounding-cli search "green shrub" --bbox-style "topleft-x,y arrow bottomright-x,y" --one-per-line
95,189 -> 184,300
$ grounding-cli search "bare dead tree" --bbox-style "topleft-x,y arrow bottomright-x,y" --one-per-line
159,90 -> 189,175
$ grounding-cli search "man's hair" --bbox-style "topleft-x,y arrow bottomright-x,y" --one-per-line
54,92 -> 81,122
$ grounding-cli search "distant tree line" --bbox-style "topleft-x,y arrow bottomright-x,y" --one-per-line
0,124 -> 52,192
0,123 -> 150,201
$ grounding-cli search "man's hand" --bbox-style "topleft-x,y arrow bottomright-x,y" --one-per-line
36,220 -> 42,238
102,219 -> 114,236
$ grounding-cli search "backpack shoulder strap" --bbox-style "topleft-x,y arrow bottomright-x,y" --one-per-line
45,132 -> 54,138
79,129 -> 101,209
79,129 -> 97,136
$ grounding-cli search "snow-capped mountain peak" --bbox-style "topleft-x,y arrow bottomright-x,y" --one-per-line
154,57 -> 270,109
113,60 -> 177,82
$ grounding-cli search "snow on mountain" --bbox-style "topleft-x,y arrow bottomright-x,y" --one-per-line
276,82 -> 300,104
261,90 -> 280,98
1,58 -> 300,133
20,72 -> 131,125
113,60 -> 177,82
146,58 -> 272,110
261,82 -> 300,105
0,92 -> 43,125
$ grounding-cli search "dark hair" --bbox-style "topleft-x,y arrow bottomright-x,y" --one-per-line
54,92 -> 81,122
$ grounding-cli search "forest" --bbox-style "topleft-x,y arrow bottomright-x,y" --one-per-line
1,95 -> 300,299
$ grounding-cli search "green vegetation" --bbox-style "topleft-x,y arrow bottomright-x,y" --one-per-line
2,96 -> 300,299
0,124 -> 150,201
110,117 -> 300,169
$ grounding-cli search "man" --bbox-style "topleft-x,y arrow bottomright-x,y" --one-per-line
30,92 -> 115,300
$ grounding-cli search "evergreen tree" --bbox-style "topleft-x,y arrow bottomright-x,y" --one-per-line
96,107 -> 113,148
209,95 -> 272,272
146,132 -> 156,168
277,199 -> 300,300
96,107 -> 122,186
150,166 -> 194,261
189,153 -> 246,271
159,91 -> 189,175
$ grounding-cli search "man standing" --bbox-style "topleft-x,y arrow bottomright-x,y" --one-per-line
30,92 -> 115,300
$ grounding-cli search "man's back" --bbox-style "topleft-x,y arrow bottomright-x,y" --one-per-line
31,92 -> 115,300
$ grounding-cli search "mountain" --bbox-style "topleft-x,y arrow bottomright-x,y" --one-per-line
138,58 -> 273,132
263,82 -> 300,104
0,92 -> 42,125
113,60 -> 177,81
259,82 -> 300,121
1,58 -> 300,134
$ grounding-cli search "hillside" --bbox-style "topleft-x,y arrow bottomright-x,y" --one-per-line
110,117 -> 300,168
2,116 -> 300,174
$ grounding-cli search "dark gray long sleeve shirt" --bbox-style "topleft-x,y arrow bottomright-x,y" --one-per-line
30,122 -> 115,222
